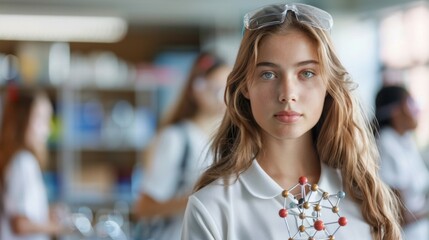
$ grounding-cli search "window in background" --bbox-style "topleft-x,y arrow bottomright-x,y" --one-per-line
332,17 -> 379,113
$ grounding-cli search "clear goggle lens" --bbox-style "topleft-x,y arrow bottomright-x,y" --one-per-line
244,3 -> 333,31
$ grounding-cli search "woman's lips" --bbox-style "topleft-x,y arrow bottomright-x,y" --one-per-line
274,111 -> 302,123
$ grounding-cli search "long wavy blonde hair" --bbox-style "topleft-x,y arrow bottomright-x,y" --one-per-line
194,13 -> 402,240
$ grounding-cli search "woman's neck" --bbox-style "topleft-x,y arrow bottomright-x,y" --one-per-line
257,133 -> 321,190
391,121 -> 407,135
191,113 -> 223,135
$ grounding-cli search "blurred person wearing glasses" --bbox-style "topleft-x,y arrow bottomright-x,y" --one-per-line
181,3 -> 402,240
0,87 -> 70,240
374,85 -> 429,239
133,51 -> 231,240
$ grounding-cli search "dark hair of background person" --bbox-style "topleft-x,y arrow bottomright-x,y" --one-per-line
373,85 -> 409,133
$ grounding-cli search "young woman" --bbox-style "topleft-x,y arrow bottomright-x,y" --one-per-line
181,3 -> 402,240
133,52 -> 231,240
0,87 -> 66,240
375,85 -> 429,239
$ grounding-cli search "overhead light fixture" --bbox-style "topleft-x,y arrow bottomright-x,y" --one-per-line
0,14 -> 128,43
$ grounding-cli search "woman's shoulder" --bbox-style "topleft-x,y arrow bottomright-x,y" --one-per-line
192,160 -> 282,205
155,122 -> 188,143
158,121 -> 207,145
378,127 -> 399,141
193,177 -> 230,196
161,122 -> 184,133
190,177 -> 236,207
6,150 -> 39,176
159,121 -> 194,137
10,149 -> 37,165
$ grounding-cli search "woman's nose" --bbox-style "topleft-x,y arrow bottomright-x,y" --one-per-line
278,77 -> 297,103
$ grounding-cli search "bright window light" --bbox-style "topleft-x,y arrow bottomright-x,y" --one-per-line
0,14 -> 127,43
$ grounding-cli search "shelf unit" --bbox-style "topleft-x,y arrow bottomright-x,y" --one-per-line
1,25 -> 202,239
56,83 -> 159,207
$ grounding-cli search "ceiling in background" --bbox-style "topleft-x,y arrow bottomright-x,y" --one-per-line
0,0 -> 423,28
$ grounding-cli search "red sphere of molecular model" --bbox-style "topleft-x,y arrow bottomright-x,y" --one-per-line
314,220 -> 324,231
298,176 -> 308,185
338,217 -> 348,226
279,208 -> 288,218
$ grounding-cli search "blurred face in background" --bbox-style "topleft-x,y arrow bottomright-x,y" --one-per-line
394,95 -> 420,131
25,95 -> 53,153
194,65 -> 230,117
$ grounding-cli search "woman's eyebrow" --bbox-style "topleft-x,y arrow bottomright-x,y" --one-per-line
256,60 -> 319,68
256,61 -> 279,68
295,60 -> 319,67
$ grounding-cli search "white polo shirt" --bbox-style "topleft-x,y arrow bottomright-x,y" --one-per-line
182,160 -> 371,240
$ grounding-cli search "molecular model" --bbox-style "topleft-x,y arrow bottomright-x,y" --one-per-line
278,176 -> 347,240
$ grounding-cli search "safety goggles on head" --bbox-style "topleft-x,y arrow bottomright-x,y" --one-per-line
243,3 -> 333,31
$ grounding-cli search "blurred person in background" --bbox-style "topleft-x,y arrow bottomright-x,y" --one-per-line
133,51 -> 231,240
374,84 -> 429,239
0,86 -> 69,240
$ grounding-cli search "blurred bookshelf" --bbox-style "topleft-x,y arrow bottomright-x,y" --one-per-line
58,84 -> 159,207
0,26 -> 201,210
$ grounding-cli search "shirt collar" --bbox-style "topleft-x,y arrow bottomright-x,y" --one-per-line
239,160 -> 343,199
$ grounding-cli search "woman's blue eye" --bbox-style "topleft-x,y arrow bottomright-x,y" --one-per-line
301,71 -> 315,79
261,71 -> 276,80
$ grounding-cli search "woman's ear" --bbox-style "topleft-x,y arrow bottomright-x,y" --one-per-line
241,85 -> 250,99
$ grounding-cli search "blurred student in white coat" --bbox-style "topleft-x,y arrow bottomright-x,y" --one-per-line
375,84 -> 429,239
133,52 -> 230,240
0,87 -> 68,240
